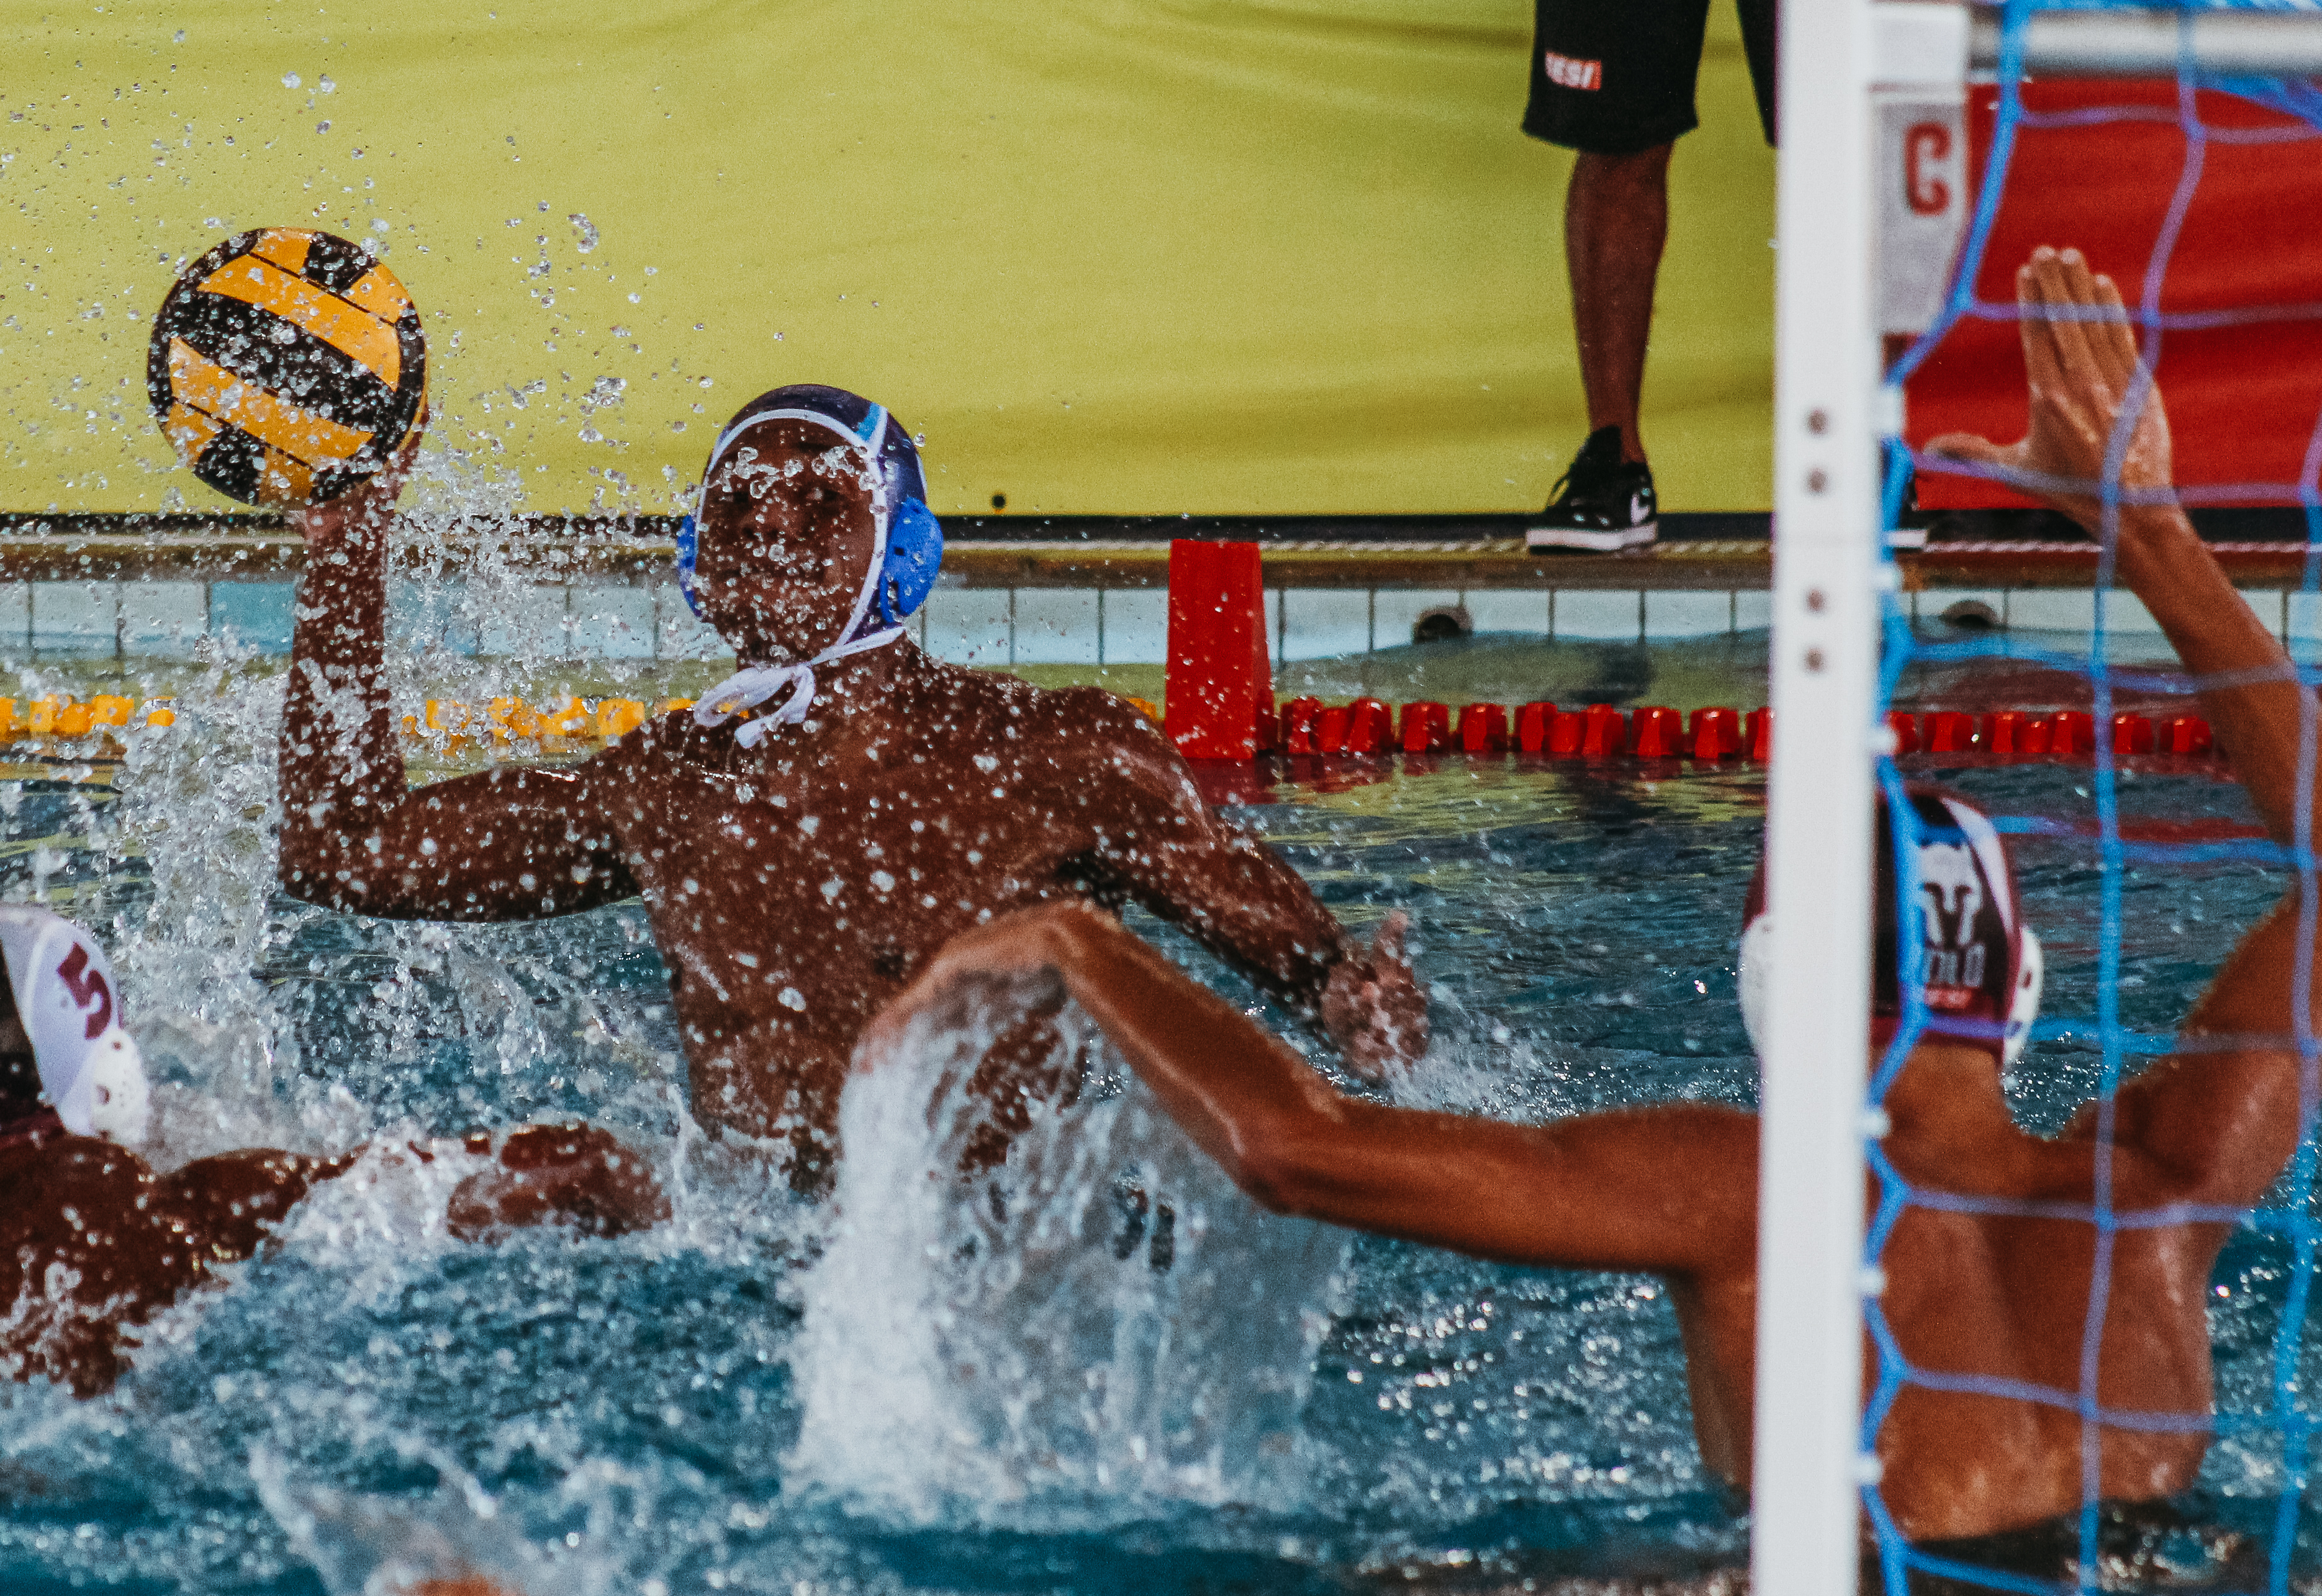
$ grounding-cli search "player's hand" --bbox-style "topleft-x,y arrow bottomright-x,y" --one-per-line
1925,246 -> 2174,535
1321,911 -> 1428,1081
291,410 -> 422,554
446,1124 -> 668,1242
854,904 -> 1096,1071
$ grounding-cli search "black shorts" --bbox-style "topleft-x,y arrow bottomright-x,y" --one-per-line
1522,0 -> 1778,156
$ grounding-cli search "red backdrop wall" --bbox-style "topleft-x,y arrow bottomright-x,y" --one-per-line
1905,83 -> 2322,509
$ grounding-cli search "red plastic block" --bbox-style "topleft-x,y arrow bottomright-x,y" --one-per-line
1691,706 -> 1743,759
1979,710 -> 2035,755
1630,705 -> 1684,758
1548,710 -> 1586,757
2048,710 -> 2095,756
1164,540 -> 1272,760
1400,701 -> 1452,753
1280,696 -> 1323,754
2113,713 -> 2155,754
2161,715 -> 2214,755
1459,703 -> 1509,754
1346,697 -> 1394,754
1514,701 -> 1556,755
1580,703 -> 1627,757
1745,707 -> 1773,761
2018,716 -> 2053,757
1884,712 -> 1922,755
1316,706 -> 1351,754
1922,711 -> 1974,754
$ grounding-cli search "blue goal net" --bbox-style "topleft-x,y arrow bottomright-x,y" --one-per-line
1866,4 -> 2322,1592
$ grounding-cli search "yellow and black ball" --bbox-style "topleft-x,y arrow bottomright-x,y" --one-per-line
147,228 -> 427,507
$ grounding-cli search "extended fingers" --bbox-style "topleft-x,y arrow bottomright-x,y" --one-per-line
2015,254 -> 2067,405
2031,248 -> 2110,407
2087,269 -> 2143,394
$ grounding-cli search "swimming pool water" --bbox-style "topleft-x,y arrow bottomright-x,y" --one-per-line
0,663 -> 2315,1593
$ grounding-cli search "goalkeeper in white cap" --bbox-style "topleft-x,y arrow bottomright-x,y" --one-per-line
0,907 -> 668,1397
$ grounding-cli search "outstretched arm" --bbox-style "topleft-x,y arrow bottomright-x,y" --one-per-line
1930,249 -> 2322,1202
860,904 -> 1753,1274
443,1124 -> 669,1240
278,448 -> 639,920
150,1147 -> 361,1265
161,1127 -> 666,1252
1927,248 -> 2308,846
1049,691 -> 1428,1077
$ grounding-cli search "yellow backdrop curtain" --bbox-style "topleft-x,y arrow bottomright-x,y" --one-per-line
2,0 -> 1774,515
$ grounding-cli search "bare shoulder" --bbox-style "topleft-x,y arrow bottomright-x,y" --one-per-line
905,662 -> 1177,767
0,1137 -> 156,1257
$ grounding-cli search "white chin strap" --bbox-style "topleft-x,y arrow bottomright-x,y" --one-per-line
693,407 -> 905,748
1736,915 -> 2044,1071
693,625 -> 906,748
0,907 -> 150,1144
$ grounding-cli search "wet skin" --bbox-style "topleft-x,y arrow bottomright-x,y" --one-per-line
0,1122 -> 665,1397
862,251 -> 2322,1542
278,420 -> 1424,1179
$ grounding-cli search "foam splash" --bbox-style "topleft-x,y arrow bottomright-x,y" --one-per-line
788,976 -> 1349,1525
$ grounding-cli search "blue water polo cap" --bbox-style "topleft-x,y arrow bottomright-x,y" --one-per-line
677,383 -> 943,628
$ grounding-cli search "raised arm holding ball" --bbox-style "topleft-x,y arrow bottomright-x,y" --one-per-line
179,239 -> 1427,1185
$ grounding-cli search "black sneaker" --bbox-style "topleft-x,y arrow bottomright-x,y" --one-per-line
1527,426 -> 1658,554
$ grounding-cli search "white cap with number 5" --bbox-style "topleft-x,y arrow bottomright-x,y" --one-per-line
0,907 -> 148,1144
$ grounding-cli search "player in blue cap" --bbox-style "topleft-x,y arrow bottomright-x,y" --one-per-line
276,383 -> 1425,1189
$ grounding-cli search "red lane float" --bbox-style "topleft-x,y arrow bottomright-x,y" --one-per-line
1257,696 -> 2220,767
1580,703 -> 1626,758
1514,701 -> 1555,755
1458,703 -> 1509,754
1401,701 -> 1452,754
1630,706 -> 1685,758
1692,707 -> 1743,759
2113,713 -> 2156,755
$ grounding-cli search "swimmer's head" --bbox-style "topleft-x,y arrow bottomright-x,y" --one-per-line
0,908 -> 148,1145
1740,785 -> 2042,1069
679,385 -> 942,664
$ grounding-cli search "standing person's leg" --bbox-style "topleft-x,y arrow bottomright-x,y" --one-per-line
1522,0 -> 1711,552
1566,145 -> 1673,467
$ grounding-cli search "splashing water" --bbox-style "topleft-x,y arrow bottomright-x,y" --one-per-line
790,977 -> 1348,1525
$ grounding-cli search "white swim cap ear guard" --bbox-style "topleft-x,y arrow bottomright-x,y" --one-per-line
0,907 -> 149,1145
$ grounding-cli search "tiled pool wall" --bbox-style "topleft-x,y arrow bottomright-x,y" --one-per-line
4,575 -> 2319,663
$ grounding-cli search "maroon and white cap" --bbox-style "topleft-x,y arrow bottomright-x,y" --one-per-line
1740,784 -> 2042,1065
0,907 -> 148,1142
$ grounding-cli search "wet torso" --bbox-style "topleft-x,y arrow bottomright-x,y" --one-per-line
591,654 -> 1208,1152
